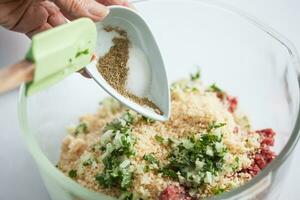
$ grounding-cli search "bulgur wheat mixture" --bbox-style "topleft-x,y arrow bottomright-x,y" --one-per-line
57,71 -> 276,200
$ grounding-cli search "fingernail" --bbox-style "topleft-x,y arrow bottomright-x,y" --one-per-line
88,2 -> 109,19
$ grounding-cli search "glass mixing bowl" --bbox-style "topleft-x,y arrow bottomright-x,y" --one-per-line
18,0 -> 300,199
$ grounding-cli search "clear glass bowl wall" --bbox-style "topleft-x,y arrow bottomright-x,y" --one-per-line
18,0 -> 300,199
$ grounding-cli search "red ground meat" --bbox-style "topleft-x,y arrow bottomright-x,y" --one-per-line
257,129 -> 276,164
242,129 -> 276,176
256,129 -> 276,138
261,137 -> 275,146
159,185 -> 191,200
254,154 -> 267,169
261,146 -> 276,163
246,164 -> 261,176
226,96 -> 238,113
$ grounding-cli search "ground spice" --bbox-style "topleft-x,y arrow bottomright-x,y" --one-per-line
104,26 -> 128,37
97,26 -> 162,114
98,36 -> 129,93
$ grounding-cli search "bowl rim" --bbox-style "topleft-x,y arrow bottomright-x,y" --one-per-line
18,0 -> 300,199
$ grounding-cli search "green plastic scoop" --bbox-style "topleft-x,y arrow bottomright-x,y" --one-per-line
0,8 -> 170,121
0,18 -> 97,95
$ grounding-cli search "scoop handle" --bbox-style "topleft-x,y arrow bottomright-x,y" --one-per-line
0,60 -> 34,94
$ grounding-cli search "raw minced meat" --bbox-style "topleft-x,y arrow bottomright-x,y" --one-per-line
57,73 -> 276,200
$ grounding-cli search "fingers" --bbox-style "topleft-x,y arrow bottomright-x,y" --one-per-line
97,0 -> 126,5
1,0 -> 135,37
53,0 -> 109,21
5,0 -> 66,37
26,23 -> 52,38
97,0 -> 136,9
11,1 -> 48,33
0,0 -> 32,30
41,1 -> 67,27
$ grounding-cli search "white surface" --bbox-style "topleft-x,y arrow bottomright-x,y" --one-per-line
0,0 -> 300,199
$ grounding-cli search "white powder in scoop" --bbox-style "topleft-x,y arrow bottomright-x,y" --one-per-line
126,46 -> 151,97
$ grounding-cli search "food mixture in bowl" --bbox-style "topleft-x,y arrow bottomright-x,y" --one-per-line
57,72 -> 276,199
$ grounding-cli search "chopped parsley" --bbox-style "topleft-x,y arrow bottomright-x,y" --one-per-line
231,157 -> 240,171
143,153 -> 159,165
207,121 -> 226,132
122,112 -> 135,124
143,153 -> 178,179
208,83 -> 222,93
160,124 -> 227,188
68,169 -> 77,178
160,167 -> 178,179
142,116 -> 155,123
212,187 -> 226,195
140,123 -> 227,189
167,138 -> 175,145
154,135 -> 164,144
74,122 -> 88,136
119,192 -> 134,200
95,158 -> 133,190
190,69 -> 201,81
95,112 -> 136,191
143,153 -> 161,172
191,87 -> 199,92
104,112 -> 134,133
82,157 -> 96,166
207,83 -> 227,100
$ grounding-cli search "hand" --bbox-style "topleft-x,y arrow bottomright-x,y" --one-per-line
0,0 -> 134,38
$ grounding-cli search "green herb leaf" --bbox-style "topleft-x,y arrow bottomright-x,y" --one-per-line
122,112 -> 135,125
162,131 -> 227,188
74,122 -> 88,136
143,153 -> 159,165
207,121 -> 226,132
231,157 -> 240,171
104,112 -> 135,133
68,170 -> 77,178
142,116 -> 155,123
190,69 -> 201,81
95,159 -> 134,191
168,138 -> 175,145
154,135 -> 164,144
212,187 -> 226,195
82,157 -> 95,166
192,87 -> 199,92
209,83 -> 222,93
95,113 -> 136,191
104,119 -> 124,132
160,168 -> 178,179
120,169 -> 133,189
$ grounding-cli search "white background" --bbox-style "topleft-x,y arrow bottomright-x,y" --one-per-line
0,0 -> 299,199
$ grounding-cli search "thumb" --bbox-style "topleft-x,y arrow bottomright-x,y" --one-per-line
53,0 -> 109,21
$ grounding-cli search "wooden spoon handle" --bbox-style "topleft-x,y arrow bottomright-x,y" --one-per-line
0,60 -> 35,94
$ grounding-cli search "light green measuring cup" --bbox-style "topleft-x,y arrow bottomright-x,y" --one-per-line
0,18 -> 97,95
